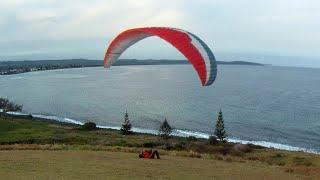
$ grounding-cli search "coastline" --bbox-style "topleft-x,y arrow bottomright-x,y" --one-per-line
0,59 -> 264,76
5,111 -> 319,155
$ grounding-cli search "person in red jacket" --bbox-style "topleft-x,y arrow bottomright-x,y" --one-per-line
139,149 -> 160,159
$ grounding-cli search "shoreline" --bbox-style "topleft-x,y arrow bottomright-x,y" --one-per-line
5,111 -> 319,155
0,59 -> 264,76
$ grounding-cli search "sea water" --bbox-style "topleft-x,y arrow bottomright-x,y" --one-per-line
1,65 -> 320,153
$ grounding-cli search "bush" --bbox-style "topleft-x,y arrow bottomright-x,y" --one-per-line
265,153 -> 287,166
173,142 -> 187,151
232,144 -> 252,156
213,155 -> 223,160
247,143 -> 265,149
208,136 -> 218,145
225,157 -> 233,162
27,114 -> 33,119
81,122 -> 97,131
163,142 -> 172,150
292,156 -> 313,167
142,141 -> 162,148
218,147 -> 231,156
189,142 -> 212,154
0,97 -> 23,112
187,136 -> 198,142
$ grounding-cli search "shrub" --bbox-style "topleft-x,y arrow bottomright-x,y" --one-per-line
248,156 -> 259,161
173,142 -> 187,151
213,155 -> 223,160
292,156 -> 313,167
189,142 -> 213,154
81,122 -> 97,131
163,142 -> 172,150
218,147 -> 231,156
232,144 -> 252,156
142,141 -> 162,148
187,136 -> 198,142
265,153 -> 287,166
277,162 -> 286,166
226,157 -> 233,162
208,136 -> 218,145
0,97 -> 23,112
247,143 -> 265,149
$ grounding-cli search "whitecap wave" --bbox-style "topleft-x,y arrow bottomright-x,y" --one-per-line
6,111 -> 29,115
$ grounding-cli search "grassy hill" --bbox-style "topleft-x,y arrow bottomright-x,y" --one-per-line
0,114 -> 319,179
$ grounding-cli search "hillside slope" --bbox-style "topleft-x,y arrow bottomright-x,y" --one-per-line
0,115 -> 319,179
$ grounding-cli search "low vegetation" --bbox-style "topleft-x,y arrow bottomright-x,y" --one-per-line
80,122 -> 97,131
0,114 -> 319,178
0,97 -> 23,112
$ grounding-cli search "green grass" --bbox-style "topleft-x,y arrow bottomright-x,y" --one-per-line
0,117 -> 55,143
0,115 -> 320,178
0,115 -> 157,146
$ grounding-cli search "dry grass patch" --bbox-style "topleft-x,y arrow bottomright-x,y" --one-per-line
0,150 -> 312,180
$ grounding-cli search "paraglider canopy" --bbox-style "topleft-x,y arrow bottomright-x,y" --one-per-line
104,27 -> 217,86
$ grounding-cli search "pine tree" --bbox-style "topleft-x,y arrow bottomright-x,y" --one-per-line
159,118 -> 172,140
120,110 -> 132,135
214,109 -> 227,142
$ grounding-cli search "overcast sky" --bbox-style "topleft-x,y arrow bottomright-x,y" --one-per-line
0,0 -> 319,67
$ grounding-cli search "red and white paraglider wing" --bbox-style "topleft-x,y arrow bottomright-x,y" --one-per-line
104,29 -> 152,68
104,27 -> 217,86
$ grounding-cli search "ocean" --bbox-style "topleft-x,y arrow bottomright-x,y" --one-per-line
1,65 -> 319,153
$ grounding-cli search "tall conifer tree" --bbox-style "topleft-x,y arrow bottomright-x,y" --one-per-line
214,109 -> 227,142
120,110 -> 132,135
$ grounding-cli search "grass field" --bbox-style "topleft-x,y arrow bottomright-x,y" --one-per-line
0,150 -> 314,180
0,114 -> 320,179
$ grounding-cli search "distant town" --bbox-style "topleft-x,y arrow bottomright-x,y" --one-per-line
0,59 -> 264,75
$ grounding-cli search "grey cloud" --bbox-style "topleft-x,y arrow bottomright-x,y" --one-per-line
0,0 -> 319,67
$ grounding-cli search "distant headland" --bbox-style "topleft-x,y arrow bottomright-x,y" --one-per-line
0,59 -> 264,75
